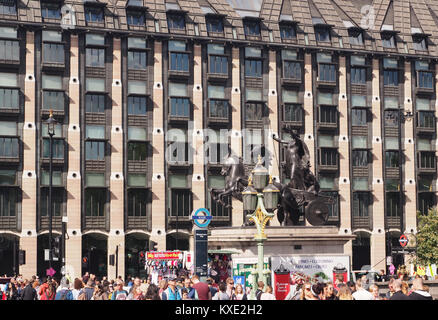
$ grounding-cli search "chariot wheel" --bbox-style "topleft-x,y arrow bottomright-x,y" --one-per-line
305,197 -> 330,226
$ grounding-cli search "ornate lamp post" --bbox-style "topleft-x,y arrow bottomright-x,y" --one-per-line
242,155 -> 279,299
45,109 -> 57,270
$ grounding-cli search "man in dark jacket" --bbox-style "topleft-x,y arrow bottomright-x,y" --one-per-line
21,280 -> 37,300
408,278 -> 433,300
389,279 -> 408,300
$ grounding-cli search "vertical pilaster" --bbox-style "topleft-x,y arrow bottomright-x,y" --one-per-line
268,50 -> 280,227
403,61 -> 416,235
150,41 -> 166,250
338,56 -> 352,241
304,53 -> 314,226
108,37 -> 125,279
231,47 -> 243,227
20,31 -> 37,278
192,44 -> 205,211
371,58 -> 386,271
66,34 -> 82,279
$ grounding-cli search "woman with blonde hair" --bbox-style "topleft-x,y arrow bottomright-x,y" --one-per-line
337,284 -> 354,300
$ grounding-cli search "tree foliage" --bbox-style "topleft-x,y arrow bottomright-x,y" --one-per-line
416,207 -> 438,265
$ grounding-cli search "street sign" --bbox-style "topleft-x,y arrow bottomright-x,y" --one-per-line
399,234 -> 408,248
191,208 -> 212,228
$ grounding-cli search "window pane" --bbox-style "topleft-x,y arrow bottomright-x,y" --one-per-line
282,90 -> 298,103
208,85 -> 225,99
86,125 -> 105,139
128,174 -> 146,187
169,174 -> 187,188
0,121 -> 16,135
86,78 -> 105,92
86,173 -> 105,187
168,40 -> 186,52
169,82 -> 187,96
128,127 -> 147,141
86,34 -> 105,46
128,81 -> 147,95
352,136 -> 367,149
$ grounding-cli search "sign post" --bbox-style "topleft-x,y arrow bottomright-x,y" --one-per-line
192,208 -> 212,281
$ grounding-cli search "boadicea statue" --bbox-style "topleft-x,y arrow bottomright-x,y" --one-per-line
210,126 -> 333,226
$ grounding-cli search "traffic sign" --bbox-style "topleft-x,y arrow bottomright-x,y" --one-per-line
399,234 -> 408,248
191,208 -> 212,228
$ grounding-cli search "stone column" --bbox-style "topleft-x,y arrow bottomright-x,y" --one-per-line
268,50 -> 280,227
192,44 -> 205,211
20,31 -> 37,278
338,56 -> 352,259
65,34 -> 82,279
231,47 -> 243,227
150,41 -> 167,250
108,37 -> 125,280
403,61 -> 416,235
303,53 -> 314,226
371,58 -> 386,272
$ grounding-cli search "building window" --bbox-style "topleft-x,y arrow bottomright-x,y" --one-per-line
0,71 -> 19,110
167,14 -> 185,30
0,187 -> 16,216
127,10 -> 145,26
280,24 -> 296,40
41,2 -> 60,19
208,44 -> 227,75
244,20 -> 260,37
85,188 -> 106,216
168,174 -> 191,217
85,94 -> 105,113
84,6 -> 104,23
169,82 -> 189,117
0,26 -> 19,63
0,0 -> 16,15
353,192 -> 370,217
85,125 -> 105,160
385,151 -> 399,168
245,47 -> 262,77
42,75 -> 64,111
206,18 -> 223,33
349,29 -> 364,46
167,128 -> 188,163
128,189 -> 147,216
386,192 -> 400,217
168,40 -> 189,72
351,109 -> 367,126
40,188 -> 62,217
42,31 -> 64,64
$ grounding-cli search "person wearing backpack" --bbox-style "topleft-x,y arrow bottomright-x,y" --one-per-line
55,280 -> 73,300
111,280 -> 129,300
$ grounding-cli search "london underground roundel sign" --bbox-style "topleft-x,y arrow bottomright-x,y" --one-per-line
191,208 -> 212,228
399,234 -> 408,248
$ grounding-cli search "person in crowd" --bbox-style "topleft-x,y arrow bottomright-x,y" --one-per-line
337,284 -> 353,300
352,278 -> 373,300
54,279 -> 73,300
299,282 -> 318,300
111,280 -> 128,300
233,283 -> 247,300
191,275 -> 211,300
161,275 -> 181,300
21,280 -> 37,301
408,278 -> 433,300
212,282 -> 230,300
183,277 -> 198,300
368,284 -> 381,300
260,285 -> 276,300
255,281 -> 264,300
145,284 -> 161,300
388,279 -> 408,300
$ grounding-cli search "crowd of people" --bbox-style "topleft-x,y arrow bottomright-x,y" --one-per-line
0,271 -> 434,300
